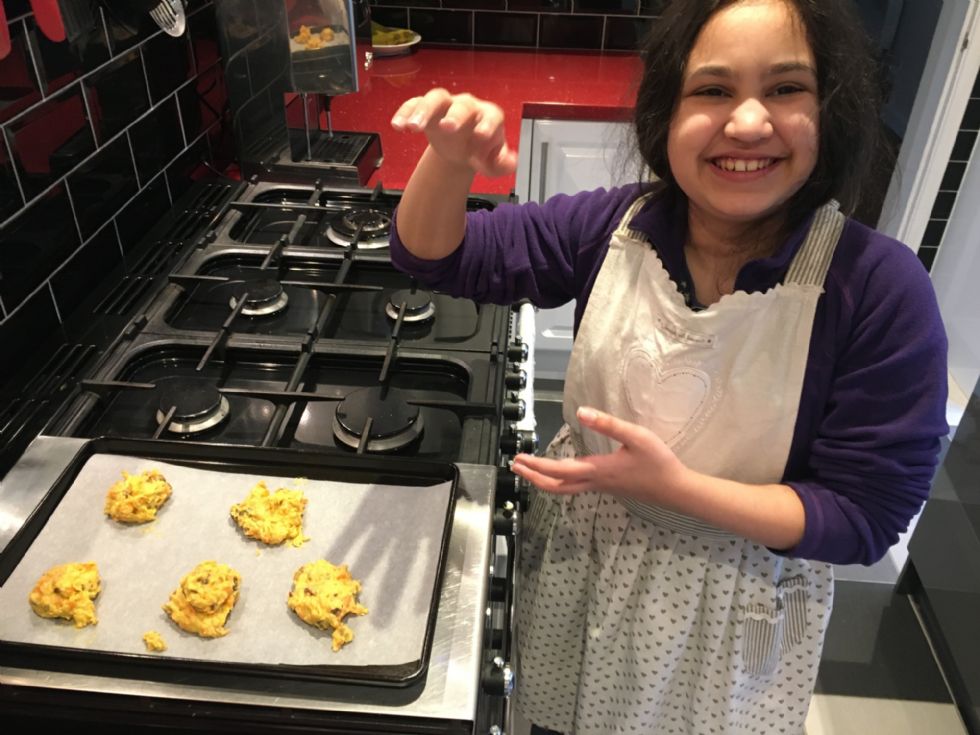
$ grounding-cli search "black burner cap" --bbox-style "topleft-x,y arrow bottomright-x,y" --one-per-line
232,278 -> 284,307
388,288 -> 433,316
158,378 -> 222,420
335,386 -> 419,439
333,208 -> 391,239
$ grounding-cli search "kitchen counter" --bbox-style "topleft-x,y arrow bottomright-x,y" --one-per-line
329,47 -> 641,194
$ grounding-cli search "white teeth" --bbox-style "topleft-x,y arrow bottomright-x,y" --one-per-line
714,158 -> 774,172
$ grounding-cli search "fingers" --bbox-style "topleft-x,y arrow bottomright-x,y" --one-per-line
390,87 -> 454,132
576,406 -> 642,448
510,460 -> 592,495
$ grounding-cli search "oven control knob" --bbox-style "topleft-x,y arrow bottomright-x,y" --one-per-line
489,575 -> 508,601
503,399 -> 525,421
493,502 -> 519,536
507,342 -> 529,362
482,656 -> 515,697
495,469 -> 530,505
500,427 -> 537,455
505,369 -> 527,390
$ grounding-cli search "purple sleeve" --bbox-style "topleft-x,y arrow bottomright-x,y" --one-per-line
778,227 -> 948,565
389,185 -> 643,307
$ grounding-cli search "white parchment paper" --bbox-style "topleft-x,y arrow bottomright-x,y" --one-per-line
0,453 -> 454,671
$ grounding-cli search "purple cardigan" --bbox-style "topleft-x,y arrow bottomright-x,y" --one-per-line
390,185 -> 949,566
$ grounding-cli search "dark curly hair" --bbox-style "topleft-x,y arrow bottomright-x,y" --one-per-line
634,0 -> 888,225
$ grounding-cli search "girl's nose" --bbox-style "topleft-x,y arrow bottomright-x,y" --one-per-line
724,98 -> 773,142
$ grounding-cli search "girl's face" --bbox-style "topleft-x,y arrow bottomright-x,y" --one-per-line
667,0 -> 819,233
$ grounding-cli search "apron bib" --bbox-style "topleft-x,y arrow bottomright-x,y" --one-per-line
515,197 -> 845,735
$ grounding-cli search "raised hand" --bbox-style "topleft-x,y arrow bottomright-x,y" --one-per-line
510,406 -> 691,503
390,88 -> 517,178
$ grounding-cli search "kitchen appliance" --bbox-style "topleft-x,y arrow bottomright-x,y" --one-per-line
0,173 -> 536,734
898,378 -> 980,733
215,0 -> 382,187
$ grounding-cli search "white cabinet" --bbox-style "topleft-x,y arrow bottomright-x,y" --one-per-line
514,118 -> 632,380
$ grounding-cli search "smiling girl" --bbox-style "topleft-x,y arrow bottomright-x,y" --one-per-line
388,1 -> 948,733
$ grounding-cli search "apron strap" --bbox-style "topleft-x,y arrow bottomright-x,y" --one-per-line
784,200 -> 846,287
613,190 -> 658,242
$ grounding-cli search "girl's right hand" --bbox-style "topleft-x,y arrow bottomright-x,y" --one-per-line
390,88 -> 517,178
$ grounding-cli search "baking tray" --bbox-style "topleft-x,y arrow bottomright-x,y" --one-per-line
0,438 -> 458,688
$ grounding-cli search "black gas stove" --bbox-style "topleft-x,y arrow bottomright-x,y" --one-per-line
0,177 -> 535,734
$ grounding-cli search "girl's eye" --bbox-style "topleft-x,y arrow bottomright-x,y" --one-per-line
692,87 -> 728,97
772,84 -> 805,96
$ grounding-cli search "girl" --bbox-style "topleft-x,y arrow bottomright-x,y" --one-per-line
389,1 -> 948,733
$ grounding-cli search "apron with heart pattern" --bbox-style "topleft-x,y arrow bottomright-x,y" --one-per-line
514,195 -> 844,735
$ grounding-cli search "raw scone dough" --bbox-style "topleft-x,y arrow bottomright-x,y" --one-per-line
143,630 -> 167,652
287,560 -> 367,651
28,562 -> 101,628
230,482 -> 309,547
162,561 -> 241,638
104,469 -> 172,523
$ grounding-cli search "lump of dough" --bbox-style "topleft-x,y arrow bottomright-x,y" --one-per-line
163,561 -> 241,638
104,469 -> 172,523
28,562 -> 101,628
287,560 -> 367,652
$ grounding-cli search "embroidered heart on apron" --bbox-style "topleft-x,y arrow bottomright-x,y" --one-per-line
623,346 -> 711,446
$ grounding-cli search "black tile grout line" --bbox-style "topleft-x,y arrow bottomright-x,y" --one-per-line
0,293 -> 6,320
111,219 -> 125,262
0,25 -> 172,132
124,128 -> 141,188
3,126 -> 27,209
63,178 -> 86,245
47,281 -> 62,324
0,70 -> 215,233
138,44 -> 154,105
78,72 -> 101,145
21,17 -> 45,98
0,123 -> 220,328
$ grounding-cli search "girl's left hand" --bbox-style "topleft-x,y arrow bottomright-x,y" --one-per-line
510,406 -> 691,502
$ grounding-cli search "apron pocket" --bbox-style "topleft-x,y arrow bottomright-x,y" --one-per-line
737,574 -> 809,677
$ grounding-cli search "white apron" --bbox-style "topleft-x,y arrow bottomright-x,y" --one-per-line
515,195 -> 845,735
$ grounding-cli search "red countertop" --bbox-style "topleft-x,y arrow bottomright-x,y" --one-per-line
328,47 -> 641,194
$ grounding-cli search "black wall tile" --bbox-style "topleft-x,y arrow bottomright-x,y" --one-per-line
66,135 -> 138,240
540,14 -> 601,49
575,0 -> 637,14
370,7 -> 408,29
930,191 -> 957,220
178,62 -> 224,142
115,175 -> 170,253
83,49 -> 150,144
165,135 -> 210,201
475,12 -> 536,46
509,0 -> 569,10
916,245 -> 938,272
0,20 -> 42,125
411,9 -> 473,44
444,0 -> 497,8
0,284 -> 61,386
0,185 -> 79,311
130,96 -> 183,186
188,4 -> 221,72
28,13 -> 110,95
920,218 -> 947,248
4,84 -> 95,200
0,138 -> 23,221
102,1 -> 155,54
51,221 -> 122,318
639,0 -> 667,14
2,1 -> 32,18
940,161 -> 966,191
951,129 -> 978,162
605,15 -> 648,51
143,30 -> 194,104
963,97 -> 980,130
372,0 -> 440,7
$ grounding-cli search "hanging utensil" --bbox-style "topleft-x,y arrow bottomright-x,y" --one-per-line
134,0 -> 185,37
0,1 -> 11,60
29,0 -> 67,42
